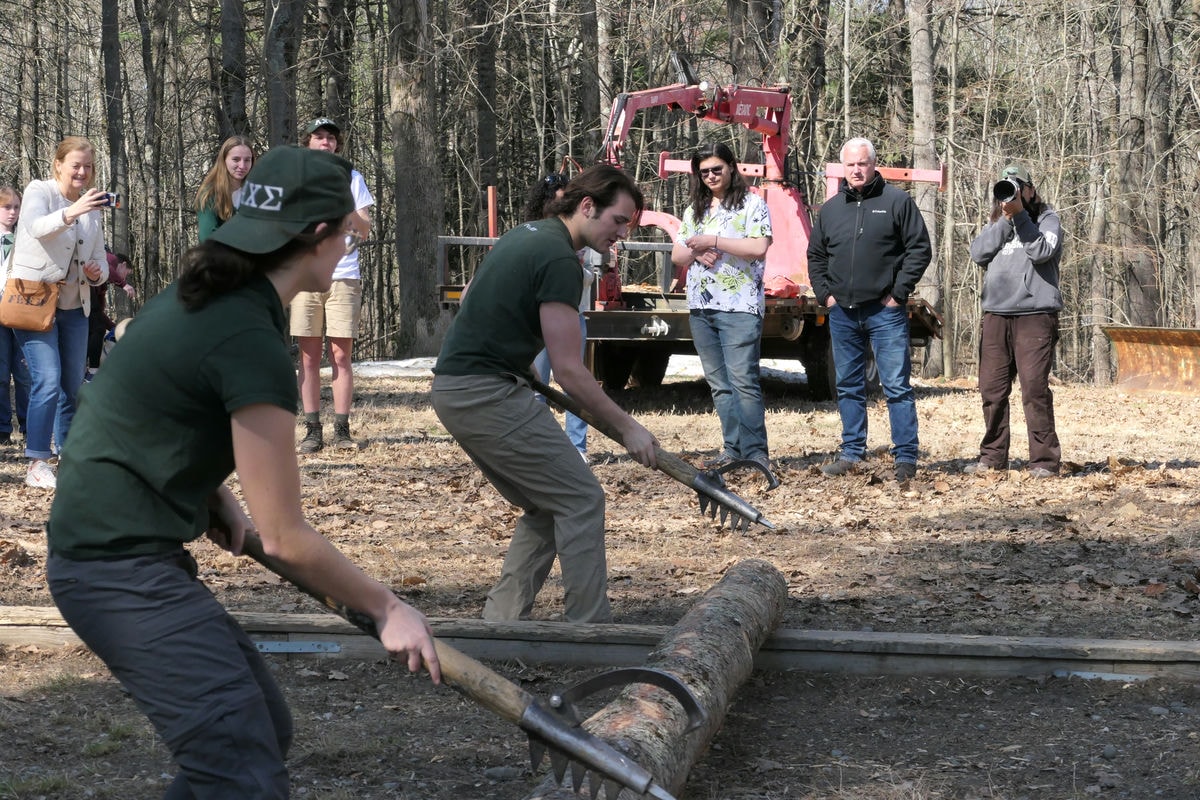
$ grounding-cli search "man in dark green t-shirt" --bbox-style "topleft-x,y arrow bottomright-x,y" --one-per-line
433,165 -> 657,623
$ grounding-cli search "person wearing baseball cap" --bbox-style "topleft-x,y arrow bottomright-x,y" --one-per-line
966,162 -> 1064,478
292,118 -> 375,452
44,145 -> 441,796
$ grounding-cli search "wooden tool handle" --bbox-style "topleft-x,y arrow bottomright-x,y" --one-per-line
530,378 -> 699,487
434,639 -> 532,723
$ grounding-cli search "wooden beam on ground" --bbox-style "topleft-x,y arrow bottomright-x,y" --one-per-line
522,557 -> 787,799
4,605 -> 1199,680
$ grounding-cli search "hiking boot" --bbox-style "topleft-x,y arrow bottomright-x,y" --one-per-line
332,422 -> 357,450
25,459 -> 56,489
298,423 -> 324,453
963,460 -> 1002,474
820,457 -> 859,477
894,462 -> 917,483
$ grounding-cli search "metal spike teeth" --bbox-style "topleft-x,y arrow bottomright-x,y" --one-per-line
697,491 -> 753,530
588,769 -> 603,798
549,750 -> 570,785
603,779 -> 625,799
571,761 -> 586,792
528,737 -> 546,770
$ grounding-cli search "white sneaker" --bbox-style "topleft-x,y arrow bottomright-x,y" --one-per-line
25,459 -> 56,489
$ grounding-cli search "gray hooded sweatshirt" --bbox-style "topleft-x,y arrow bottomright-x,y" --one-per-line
968,205 -> 1063,315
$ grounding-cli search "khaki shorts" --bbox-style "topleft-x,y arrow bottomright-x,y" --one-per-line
289,278 -> 362,339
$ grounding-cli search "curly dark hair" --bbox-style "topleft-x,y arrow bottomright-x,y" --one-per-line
544,165 -> 644,219
522,173 -> 570,222
177,220 -> 344,310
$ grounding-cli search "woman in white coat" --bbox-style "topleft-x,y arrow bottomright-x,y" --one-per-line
11,136 -> 110,488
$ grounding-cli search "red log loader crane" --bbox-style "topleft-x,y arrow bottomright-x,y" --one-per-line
437,54 -> 943,399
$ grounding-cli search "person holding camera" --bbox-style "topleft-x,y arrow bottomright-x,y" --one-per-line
965,163 -> 1063,478
10,136 -> 110,488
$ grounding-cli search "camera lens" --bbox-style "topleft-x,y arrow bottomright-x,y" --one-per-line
992,179 -> 1020,203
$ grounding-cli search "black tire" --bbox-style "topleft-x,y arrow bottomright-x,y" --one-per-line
798,322 -> 882,400
630,348 -> 672,388
798,324 -> 836,401
593,342 -> 634,391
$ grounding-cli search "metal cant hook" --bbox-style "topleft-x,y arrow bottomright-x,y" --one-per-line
548,667 -> 708,734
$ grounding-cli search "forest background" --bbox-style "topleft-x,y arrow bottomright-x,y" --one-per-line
0,0 -> 1195,384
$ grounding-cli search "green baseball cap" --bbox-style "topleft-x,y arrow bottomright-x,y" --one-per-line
209,146 -> 354,254
1000,163 -> 1033,185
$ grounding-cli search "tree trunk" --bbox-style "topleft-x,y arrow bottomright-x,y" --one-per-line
907,0 -> 941,378
101,0 -> 129,255
474,0 -> 497,227
1115,2 -> 1161,325
220,0 -> 248,137
389,0 -> 443,355
265,0 -> 307,146
577,0 -> 601,161
521,559 -> 787,799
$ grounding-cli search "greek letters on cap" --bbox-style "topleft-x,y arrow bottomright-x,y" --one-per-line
239,183 -> 285,211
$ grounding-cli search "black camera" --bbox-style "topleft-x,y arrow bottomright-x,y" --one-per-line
992,178 -> 1022,204
99,192 -> 121,208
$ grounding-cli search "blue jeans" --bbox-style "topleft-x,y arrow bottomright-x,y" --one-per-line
689,308 -> 768,460
15,306 -> 90,459
0,323 -> 30,435
533,313 -> 588,454
828,302 -> 918,464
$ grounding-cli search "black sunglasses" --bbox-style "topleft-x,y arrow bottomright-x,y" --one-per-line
698,165 -> 726,178
543,174 -> 569,189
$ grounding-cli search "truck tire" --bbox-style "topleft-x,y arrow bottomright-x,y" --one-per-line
798,323 -> 881,401
593,342 -> 634,391
798,324 -> 837,401
630,348 -> 671,388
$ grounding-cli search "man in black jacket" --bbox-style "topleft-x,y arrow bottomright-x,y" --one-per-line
807,137 -> 932,483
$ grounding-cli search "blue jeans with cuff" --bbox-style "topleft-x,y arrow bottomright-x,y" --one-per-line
689,308 -> 768,460
15,306 -> 89,459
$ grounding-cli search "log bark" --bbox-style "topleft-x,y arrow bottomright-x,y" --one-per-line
521,558 -> 787,799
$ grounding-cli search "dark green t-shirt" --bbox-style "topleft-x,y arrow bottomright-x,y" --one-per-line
434,217 -> 582,379
48,276 -> 298,559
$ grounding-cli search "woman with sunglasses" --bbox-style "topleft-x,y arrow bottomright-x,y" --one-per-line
671,142 -> 773,472
46,146 -> 440,798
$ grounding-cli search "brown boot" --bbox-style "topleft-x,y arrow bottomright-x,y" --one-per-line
299,421 -> 323,453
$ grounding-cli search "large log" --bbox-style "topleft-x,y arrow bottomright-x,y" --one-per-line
522,558 -> 787,799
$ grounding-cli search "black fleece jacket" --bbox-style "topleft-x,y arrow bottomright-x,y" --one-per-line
807,172 -> 932,307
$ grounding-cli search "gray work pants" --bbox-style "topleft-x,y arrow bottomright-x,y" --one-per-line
431,372 -> 611,623
48,550 -> 293,799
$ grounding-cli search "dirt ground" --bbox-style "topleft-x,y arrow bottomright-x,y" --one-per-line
2,366 -> 1199,799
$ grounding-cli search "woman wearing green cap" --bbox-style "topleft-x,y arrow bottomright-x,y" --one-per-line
44,145 -> 441,798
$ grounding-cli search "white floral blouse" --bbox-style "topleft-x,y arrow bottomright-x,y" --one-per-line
677,191 -> 772,314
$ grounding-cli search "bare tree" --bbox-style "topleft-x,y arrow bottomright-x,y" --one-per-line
907,0 -> 941,377
220,0 -> 249,137
100,0 -> 129,254
389,0 -> 444,354
265,0 -> 308,145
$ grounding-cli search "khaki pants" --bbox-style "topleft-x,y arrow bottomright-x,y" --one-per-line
431,372 -> 611,623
